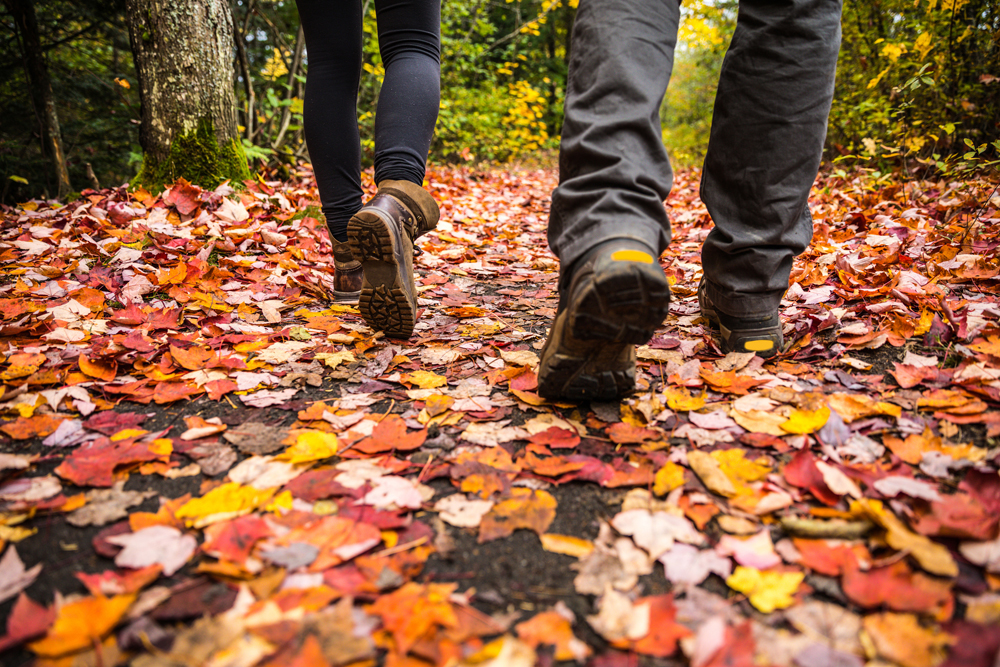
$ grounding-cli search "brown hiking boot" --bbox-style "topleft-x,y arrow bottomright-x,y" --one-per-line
331,239 -> 362,303
538,239 -> 671,401
347,180 -> 439,338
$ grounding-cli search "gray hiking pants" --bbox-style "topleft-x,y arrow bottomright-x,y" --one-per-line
548,0 -> 842,318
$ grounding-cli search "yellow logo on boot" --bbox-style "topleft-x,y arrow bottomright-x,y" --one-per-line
610,250 -> 654,264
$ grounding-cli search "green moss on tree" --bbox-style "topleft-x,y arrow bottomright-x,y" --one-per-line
132,118 -> 251,192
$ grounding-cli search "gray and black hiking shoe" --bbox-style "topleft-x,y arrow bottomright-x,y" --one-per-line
538,240 -> 671,401
698,277 -> 783,357
347,180 -> 439,338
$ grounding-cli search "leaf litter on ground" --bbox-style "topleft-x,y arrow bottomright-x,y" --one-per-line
0,165 -> 998,665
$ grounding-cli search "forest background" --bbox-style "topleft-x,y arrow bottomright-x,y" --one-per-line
0,0 -> 998,204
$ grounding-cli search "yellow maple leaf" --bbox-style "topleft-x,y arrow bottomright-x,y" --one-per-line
315,350 -> 355,369
175,483 -> 275,528
781,405 -> 831,434
730,408 -> 789,436
29,595 -> 135,657
711,448 -> 770,498
653,461 -> 687,496
664,387 -> 706,411
401,369 -> 449,389
726,566 -> 803,613
276,430 -> 338,465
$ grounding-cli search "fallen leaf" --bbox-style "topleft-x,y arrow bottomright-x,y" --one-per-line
686,450 -> 736,497
0,545 -> 42,604
854,499 -> 958,577
276,430 -> 339,464
175,483 -> 276,528
862,612 -> 954,667
108,526 -> 198,576
435,494 -> 494,528
180,415 -> 227,441
66,482 -> 156,527
658,543 -> 732,586
516,607 -> 591,662
0,593 -> 56,652
587,587 -> 650,643
540,534 -> 594,558
29,594 -> 135,657
726,566 -> 803,613
479,488 -> 556,542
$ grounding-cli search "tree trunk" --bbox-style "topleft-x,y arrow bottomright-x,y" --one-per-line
5,0 -> 73,198
124,0 -> 250,191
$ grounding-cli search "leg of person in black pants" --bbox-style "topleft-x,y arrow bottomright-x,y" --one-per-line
538,0 -> 842,401
295,0 -> 441,338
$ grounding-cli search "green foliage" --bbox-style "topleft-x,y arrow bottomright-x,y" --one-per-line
0,0 -> 140,203
132,117 -> 252,192
353,0 -> 572,166
660,0 -> 736,166
830,0 -> 999,175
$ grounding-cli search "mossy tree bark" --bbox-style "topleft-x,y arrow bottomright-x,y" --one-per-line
124,0 -> 250,191
5,0 -> 73,198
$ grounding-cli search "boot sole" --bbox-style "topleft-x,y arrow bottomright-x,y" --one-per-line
538,261 -> 670,401
537,342 -> 636,402
569,261 -> 671,343
347,210 -> 415,338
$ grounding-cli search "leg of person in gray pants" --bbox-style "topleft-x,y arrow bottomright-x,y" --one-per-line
538,0 -> 842,401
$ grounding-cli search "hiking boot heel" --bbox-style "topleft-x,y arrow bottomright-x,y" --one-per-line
719,324 -> 783,357
347,208 -> 416,338
570,253 -> 671,344
537,312 -> 638,401
699,277 -> 783,357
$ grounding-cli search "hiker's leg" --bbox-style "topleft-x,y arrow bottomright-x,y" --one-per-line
547,0 -> 681,274
539,0 -> 679,401
700,0 -> 842,318
295,0 -> 364,242
372,0 -> 441,186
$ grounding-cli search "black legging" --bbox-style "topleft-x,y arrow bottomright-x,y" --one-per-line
295,0 -> 441,242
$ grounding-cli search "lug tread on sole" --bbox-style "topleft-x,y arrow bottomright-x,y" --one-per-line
358,284 -> 414,338
537,350 -> 636,402
570,265 -> 671,343
348,214 -> 414,339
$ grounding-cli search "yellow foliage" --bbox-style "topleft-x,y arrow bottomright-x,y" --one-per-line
176,483 -> 276,528
781,405 -> 831,434
664,386 -> 706,411
914,32 -> 933,60
653,461 -> 687,496
277,430 -> 339,465
401,370 -> 448,389
726,566 -> 803,613
502,80 -> 549,151
881,43 -> 907,62
711,448 -> 771,497
261,47 -> 288,80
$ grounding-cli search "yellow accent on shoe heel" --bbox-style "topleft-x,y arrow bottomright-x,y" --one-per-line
610,250 -> 654,264
745,340 -> 775,352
